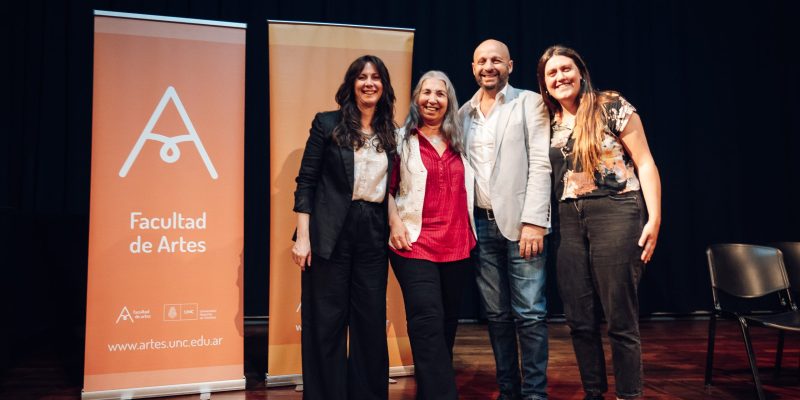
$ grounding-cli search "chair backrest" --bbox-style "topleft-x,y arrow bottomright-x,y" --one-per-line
770,242 -> 800,291
706,244 -> 790,300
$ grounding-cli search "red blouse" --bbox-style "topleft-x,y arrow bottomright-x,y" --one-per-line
389,134 -> 476,262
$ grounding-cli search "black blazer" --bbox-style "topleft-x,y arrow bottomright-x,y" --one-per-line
293,110 -> 393,259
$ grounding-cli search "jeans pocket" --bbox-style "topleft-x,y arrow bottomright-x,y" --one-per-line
602,192 -> 646,236
607,192 -> 638,202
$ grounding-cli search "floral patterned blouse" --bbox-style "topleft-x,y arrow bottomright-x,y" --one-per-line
549,93 -> 641,201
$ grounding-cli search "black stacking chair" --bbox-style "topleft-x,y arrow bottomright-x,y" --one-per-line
770,242 -> 800,293
704,244 -> 800,400
768,242 -> 800,376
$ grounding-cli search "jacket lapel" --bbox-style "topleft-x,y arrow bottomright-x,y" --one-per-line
494,86 -> 518,160
339,145 -> 355,192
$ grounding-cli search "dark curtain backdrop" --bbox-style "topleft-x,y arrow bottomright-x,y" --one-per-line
3,0 -> 799,371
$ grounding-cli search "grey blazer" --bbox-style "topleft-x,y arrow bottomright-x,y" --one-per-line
459,84 -> 552,241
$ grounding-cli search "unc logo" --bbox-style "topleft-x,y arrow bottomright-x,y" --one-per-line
119,86 -> 218,179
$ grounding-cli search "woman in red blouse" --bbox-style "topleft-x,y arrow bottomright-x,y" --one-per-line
388,70 -> 476,399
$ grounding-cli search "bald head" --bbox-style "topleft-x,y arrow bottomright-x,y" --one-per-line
473,39 -> 511,61
472,39 -> 513,93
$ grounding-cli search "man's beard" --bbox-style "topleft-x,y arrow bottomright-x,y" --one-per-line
476,74 -> 507,91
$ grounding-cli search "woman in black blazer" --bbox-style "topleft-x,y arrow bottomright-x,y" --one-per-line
292,55 -> 397,400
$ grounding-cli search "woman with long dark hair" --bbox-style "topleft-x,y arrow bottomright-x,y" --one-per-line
537,45 -> 661,400
292,55 -> 397,400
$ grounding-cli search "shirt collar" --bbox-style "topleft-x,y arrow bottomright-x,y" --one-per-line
468,83 -> 512,112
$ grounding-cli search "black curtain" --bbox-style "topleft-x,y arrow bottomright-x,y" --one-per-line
3,0 -> 800,370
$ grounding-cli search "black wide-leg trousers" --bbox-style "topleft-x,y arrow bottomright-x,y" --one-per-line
301,201 -> 389,400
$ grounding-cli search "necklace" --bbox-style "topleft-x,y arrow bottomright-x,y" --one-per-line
359,130 -> 377,149
558,112 -> 576,128
427,135 -> 443,145
420,125 -> 444,146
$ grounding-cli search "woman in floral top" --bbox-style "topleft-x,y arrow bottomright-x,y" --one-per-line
537,45 -> 661,400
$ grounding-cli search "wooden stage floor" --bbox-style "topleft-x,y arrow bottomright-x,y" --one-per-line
1,319 -> 799,399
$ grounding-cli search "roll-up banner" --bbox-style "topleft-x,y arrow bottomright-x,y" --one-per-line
267,21 -> 415,386
84,11 -> 246,399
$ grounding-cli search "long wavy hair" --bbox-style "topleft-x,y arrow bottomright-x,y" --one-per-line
332,55 -> 397,154
403,70 -> 464,154
537,45 -> 614,174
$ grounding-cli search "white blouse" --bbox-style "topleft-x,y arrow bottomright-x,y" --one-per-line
352,136 -> 388,203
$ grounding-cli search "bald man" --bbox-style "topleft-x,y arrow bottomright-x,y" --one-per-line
459,39 -> 552,400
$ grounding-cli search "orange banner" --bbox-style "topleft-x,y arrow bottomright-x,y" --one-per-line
267,21 -> 415,386
84,12 -> 246,398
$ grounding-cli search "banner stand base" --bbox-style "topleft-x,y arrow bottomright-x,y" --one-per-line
266,365 -> 415,388
81,378 -> 246,400
265,373 -> 301,388
389,365 -> 414,377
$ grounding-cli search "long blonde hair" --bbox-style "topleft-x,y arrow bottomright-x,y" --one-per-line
537,45 -> 612,174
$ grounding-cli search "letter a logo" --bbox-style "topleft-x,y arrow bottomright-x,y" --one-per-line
116,306 -> 134,324
119,86 -> 218,179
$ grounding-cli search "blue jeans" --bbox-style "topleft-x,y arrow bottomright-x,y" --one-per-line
554,192 -> 645,399
474,213 -> 548,400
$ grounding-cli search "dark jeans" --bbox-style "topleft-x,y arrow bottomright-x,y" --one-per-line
554,192 -> 646,399
301,201 -> 389,400
389,253 -> 472,400
474,213 -> 549,400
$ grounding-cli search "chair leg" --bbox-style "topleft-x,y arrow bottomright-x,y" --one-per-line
775,330 -> 785,379
705,313 -> 717,387
739,317 -> 766,400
